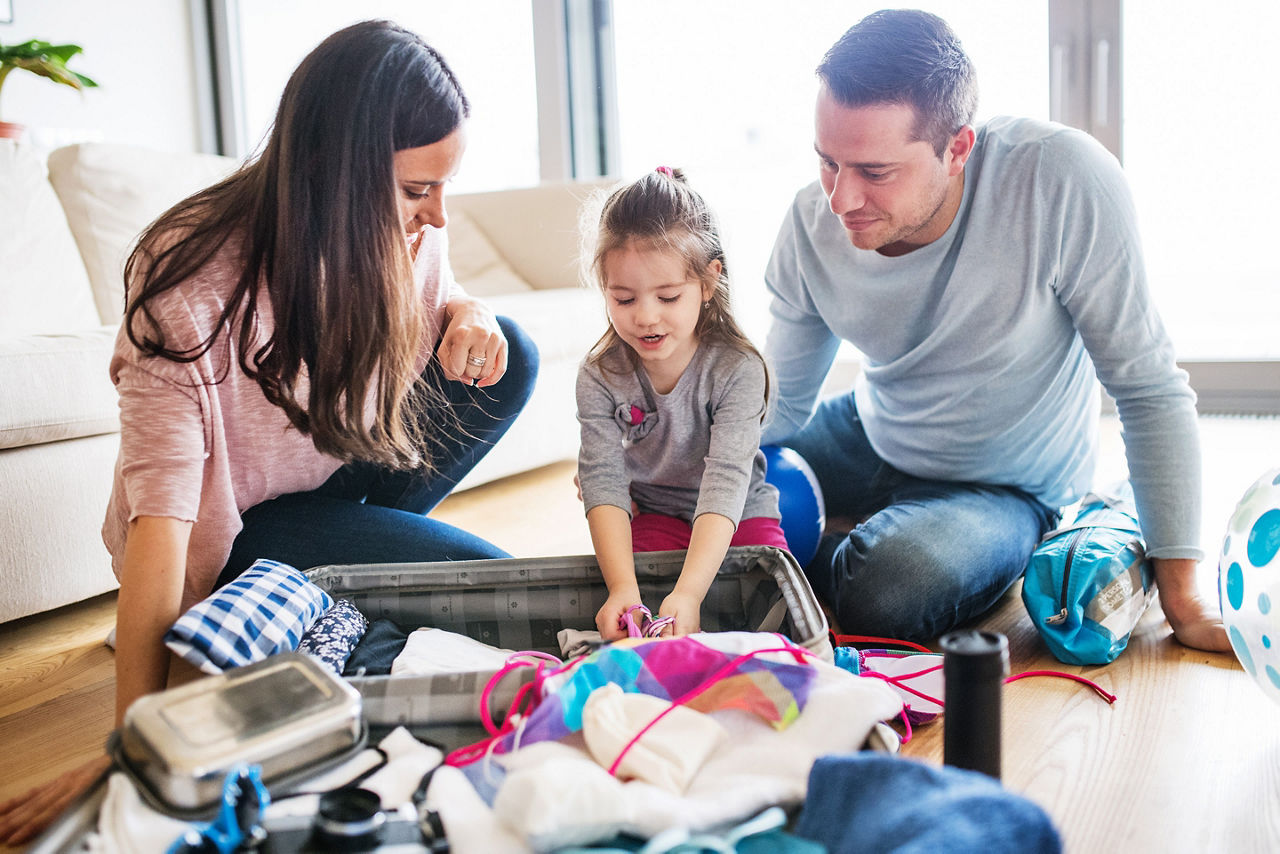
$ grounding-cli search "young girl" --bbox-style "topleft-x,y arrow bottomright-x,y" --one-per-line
576,167 -> 787,641
0,21 -> 536,844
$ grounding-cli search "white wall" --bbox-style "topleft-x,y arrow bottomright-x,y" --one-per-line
0,0 -> 202,152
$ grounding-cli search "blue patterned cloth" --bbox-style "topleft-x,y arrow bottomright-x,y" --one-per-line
165,559 -> 334,674
297,598 -> 368,675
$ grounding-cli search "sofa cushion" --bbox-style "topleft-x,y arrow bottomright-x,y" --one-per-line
0,327 -> 120,450
47,143 -> 239,325
0,433 -> 120,624
486,285 -> 604,364
454,286 -> 604,491
447,209 -> 535,297
0,141 -> 101,337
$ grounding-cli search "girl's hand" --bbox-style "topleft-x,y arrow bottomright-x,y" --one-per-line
597,588 -> 643,641
658,590 -> 703,636
439,295 -> 507,387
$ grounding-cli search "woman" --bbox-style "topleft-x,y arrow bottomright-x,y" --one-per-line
0,20 -> 535,843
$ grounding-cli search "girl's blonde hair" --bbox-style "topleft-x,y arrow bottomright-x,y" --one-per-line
583,168 -> 768,407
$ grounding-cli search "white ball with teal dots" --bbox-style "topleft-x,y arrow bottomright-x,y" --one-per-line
1220,467 -> 1280,704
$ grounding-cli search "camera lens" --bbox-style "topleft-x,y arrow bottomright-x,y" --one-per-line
310,788 -> 386,851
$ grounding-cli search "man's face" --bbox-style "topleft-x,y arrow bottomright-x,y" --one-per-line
814,87 -> 968,256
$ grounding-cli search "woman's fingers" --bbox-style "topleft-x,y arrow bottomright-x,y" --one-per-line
474,336 -> 508,388
442,325 -> 507,386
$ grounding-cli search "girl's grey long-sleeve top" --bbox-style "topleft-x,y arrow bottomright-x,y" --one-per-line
577,340 -> 780,526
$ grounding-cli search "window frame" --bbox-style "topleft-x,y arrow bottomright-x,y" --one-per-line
195,0 -> 1277,412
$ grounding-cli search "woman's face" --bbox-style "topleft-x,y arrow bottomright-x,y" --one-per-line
393,124 -> 467,248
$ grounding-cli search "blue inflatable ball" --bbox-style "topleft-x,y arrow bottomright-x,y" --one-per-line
762,445 -> 826,567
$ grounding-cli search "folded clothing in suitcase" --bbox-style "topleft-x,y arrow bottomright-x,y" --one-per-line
305,546 -> 830,741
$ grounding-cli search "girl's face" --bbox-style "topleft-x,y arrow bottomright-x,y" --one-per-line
602,241 -> 717,389
393,124 -> 467,249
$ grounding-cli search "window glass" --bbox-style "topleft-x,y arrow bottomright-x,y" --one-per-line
234,1 -> 539,194
1123,1 -> 1279,359
611,1 -> 1049,340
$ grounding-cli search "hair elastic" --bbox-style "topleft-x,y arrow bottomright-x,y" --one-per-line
655,165 -> 674,177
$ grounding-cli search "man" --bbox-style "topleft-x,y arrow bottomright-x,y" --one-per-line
762,9 -> 1227,651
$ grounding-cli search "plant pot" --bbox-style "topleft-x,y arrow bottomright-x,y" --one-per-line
0,121 -> 27,141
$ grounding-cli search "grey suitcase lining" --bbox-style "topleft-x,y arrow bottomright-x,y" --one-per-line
306,546 -> 831,734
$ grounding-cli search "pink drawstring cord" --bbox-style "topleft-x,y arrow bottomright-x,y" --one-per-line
1005,669 -> 1117,704
897,706 -> 915,743
445,650 -> 580,766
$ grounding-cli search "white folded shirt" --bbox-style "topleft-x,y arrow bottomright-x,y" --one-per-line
390,627 -> 516,676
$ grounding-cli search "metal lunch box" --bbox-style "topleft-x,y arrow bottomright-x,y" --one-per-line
113,652 -> 365,816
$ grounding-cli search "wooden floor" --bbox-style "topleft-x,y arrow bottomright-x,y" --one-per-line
2,415 -> 1279,851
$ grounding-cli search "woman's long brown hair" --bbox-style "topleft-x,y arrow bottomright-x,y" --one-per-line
122,20 -> 469,470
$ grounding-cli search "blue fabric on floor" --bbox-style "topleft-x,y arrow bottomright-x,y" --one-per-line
795,754 -> 1061,854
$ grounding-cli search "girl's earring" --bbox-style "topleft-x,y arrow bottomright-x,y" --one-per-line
703,301 -> 711,310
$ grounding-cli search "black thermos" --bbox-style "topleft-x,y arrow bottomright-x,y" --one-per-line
939,629 -> 1009,779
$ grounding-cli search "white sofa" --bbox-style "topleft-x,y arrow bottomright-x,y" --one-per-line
0,140 -> 606,624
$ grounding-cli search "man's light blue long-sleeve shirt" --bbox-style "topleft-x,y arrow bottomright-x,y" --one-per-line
762,116 -> 1202,559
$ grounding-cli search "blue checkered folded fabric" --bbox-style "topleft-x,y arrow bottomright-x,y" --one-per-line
165,559 -> 334,674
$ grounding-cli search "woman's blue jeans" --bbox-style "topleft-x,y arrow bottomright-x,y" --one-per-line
782,392 -> 1057,642
216,316 -> 537,588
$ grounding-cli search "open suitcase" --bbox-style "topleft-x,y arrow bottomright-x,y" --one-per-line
308,545 -> 832,745
30,546 -> 833,852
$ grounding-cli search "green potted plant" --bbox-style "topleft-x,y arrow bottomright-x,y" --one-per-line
0,38 -> 98,140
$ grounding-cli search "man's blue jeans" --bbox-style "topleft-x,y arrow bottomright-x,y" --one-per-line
216,316 -> 537,588
782,392 -> 1057,641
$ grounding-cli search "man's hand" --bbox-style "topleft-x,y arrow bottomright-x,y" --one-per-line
0,755 -> 111,846
1154,557 -> 1231,652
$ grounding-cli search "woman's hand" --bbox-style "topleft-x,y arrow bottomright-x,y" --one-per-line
439,295 -> 507,387
0,754 -> 111,845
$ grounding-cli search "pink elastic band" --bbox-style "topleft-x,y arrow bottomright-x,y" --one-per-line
655,165 -> 673,177
859,665 -> 944,708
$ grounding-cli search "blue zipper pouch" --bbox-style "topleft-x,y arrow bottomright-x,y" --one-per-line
1021,486 -> 1156,666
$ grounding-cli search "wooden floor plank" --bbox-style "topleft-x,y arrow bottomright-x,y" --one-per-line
0,677 -> 114,805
